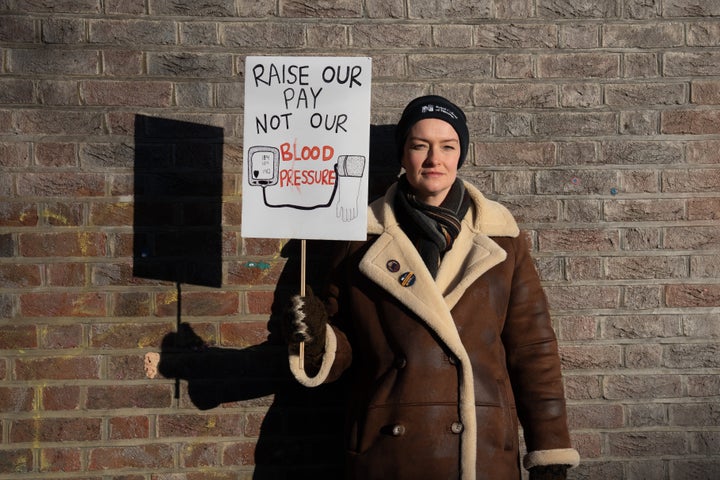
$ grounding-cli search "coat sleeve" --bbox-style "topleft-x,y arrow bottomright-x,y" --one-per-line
288,241 -> 355,387
500,232 -> 580,469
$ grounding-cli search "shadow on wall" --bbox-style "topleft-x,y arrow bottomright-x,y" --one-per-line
133,114 -> 224,288
137,121 -> 399,479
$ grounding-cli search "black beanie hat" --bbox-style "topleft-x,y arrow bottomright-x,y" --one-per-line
395,95 -> 470,168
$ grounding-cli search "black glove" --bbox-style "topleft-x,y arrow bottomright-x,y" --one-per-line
283,286 -> 328,374
529,465 -> 568,480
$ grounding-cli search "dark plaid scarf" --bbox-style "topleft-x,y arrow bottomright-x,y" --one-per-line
394,175 -> 471,278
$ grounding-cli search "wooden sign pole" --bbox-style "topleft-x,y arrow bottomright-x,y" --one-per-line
299,239 -> 306,371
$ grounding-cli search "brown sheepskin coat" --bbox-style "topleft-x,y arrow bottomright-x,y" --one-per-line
289,181 -> 579,480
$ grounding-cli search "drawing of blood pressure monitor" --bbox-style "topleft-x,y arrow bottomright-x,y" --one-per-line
247,146 -> 280,186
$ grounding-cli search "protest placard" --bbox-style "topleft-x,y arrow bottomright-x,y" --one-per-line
241,56 -> 372,241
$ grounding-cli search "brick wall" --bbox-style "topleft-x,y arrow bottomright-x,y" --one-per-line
1,1 -> 719,479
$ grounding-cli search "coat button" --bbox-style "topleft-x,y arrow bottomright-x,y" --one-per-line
451,422 -> 464,434
391,424 -> 406,436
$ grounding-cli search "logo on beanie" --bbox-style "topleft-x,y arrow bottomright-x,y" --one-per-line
422,103 -> 459,120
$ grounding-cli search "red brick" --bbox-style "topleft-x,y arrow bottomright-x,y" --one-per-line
546,285 -> 620,310
38,79 -> 81,105
570,432 -> 602,460
623,285 -> 662,310
243,237 -> 284,256
692,80 -> 720,104
15,356 -> 101,380
662,110 -> 720,134
0,14 -> 36,41
687,375 -> 720,397
40,447 -> 82,472
627,403 -> 667,428
567,403 -> 624,429
87,384 -> 173,409
46,262 -> 87,287
109,415 -> 150,440
107,354 -> 153,381
0,233 -> 15,257
539,53 -> 619,78
89,202 -> 133,226
226,260 -> 283,286
17,172 -> 105,197
0,292 -> 14,318
158,413 -> 245,438
244,411 -> 267,438
35,142 -> 78,167
605,255 -> 687,280
90,322 -> 172,349
685,313 -> 720,337
474,142 -> 556,166
602,314 -> 680,339
604,375 -> 682,400
0,141 -> 31,167
222,442 -> 256,466
245,291 -> 275,315
92,262 -> 158,287
0,263 -> 41,288
156,291 -> 240,317
671,403 -> 720,427
687,140 -> 720,164
40,323 -> 83,349
219,321 -> 270,348
665,343 -> 720,368
20,292 -> 106,317
688,197 -> 720,220
20,232 -> 107,257
665,226 -> 720,250
608,431 -> 686,456
666,284 -> 720,308
0,202 -> 38,226
111,292 -> 152,317
663,168 -> 720,193
41,202 -> 84,226
15,108 -> 104,134
42,385 -> 82,411
625,344 -> 663,368
0,324 -> 37,349
557,315 -> 597,341
559,344 -> 623,369
565,256 -> 602,281
0,387 -> 35,412
182,442 -> 220,468
539,229 -> 620,251
102,49 -> 143,75
604,198 -> 685,222
88,444 -> 174,470
0,449 -> 32,474
11,417 -> 102,442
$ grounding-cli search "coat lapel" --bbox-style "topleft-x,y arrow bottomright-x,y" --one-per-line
363,181 -> 520,317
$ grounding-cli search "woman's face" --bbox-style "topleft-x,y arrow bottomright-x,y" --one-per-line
401,118 -> 460,207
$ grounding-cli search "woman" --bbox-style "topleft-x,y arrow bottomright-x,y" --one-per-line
284,95 -> 579,479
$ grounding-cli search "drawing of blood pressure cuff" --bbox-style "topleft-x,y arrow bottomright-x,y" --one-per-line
336,155 -> 365,178
247,146 -> 280,186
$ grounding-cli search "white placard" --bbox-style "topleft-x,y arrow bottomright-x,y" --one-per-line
241,56 -> 372,240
